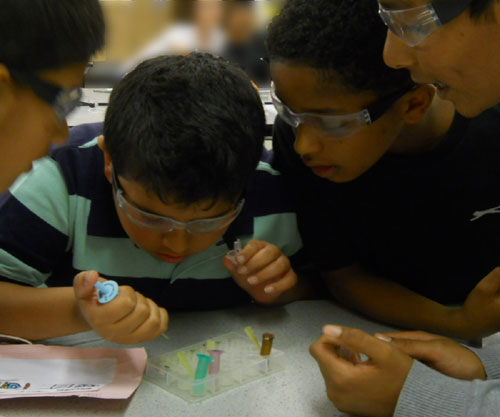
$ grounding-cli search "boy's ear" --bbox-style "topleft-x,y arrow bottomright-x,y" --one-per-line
397,84 -> 435,125
97,135 -> 113,184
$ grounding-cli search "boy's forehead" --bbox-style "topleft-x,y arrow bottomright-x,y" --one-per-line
271,62 -> 376,114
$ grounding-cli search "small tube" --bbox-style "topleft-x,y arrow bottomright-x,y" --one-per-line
227,239 -> 243,265
244,326 -> 261,351
206,339 -> 216,351
176,351 -> 195,378
260,333 -> 275,356
208,349 -> 224,375
194,354 -> 214,395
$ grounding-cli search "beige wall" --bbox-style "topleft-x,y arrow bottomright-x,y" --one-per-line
96,0 -> 171,62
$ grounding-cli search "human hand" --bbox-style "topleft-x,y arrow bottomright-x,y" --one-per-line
450,267 -> 500,339
309,325 -> 413,417
73,270 -> 168,344
378,330 -> 486,381
223,240 -> 298,304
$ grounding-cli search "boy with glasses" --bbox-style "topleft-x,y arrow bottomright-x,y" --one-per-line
0,0 -> 105,191
310,0 -> 500,416
0,54 -> 306,344
269,0 -> 500,341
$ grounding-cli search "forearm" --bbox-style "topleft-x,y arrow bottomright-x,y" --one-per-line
324,265 -> 460,337
0,282 -> 90,340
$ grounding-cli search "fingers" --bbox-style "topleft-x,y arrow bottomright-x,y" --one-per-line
75,273 -> 169,344
263,269 -> 298,295
112,292 -> 152,334
379,330 -> 443,341
73,270 -> 100,300
309,333 -> 355,376
228,240 -> 293,285
121,298 -> 169,343
236,241 -> 283,278
321,325 -> 393,363
385,338 -> 441,362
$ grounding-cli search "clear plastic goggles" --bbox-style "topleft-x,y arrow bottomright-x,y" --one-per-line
271,82 -> 413,139
113,170 -> 245,234
378,0 -> 473,47
8,68 -> 82,124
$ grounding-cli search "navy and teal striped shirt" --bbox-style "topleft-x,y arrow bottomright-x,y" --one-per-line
0,125 -> 303,310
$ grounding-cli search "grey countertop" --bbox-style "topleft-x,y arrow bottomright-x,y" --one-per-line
0,300 -> 400,417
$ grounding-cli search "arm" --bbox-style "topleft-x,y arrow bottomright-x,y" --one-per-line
0,272 -> 168,344
310,325 -> 500,417
0,281 -> 89,340
324,264 -> 460,337
325,264 -> 500,339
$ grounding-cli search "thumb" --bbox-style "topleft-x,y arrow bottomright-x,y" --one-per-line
474,267 -> 500,294
73,270 -> 100,301
322,325 -> 390,362
388,337 -> 437,362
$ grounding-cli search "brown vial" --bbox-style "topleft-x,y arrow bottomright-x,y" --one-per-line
260,332 -> 275,356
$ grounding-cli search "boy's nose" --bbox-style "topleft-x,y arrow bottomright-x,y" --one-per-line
161,229 -> 190,255
383,30 -> 416,70
293,124 -> 323,158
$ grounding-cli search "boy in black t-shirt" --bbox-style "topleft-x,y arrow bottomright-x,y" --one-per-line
267,0 -> 500,340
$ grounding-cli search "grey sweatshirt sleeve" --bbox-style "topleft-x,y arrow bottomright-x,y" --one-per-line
394,356 -> 500,417
470,344 -> 500,379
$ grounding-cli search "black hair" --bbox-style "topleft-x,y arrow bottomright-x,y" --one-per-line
104,53 -> 265,206
470,0 -> 498,18
0,0 -> 105,72
266,0 -> 413,97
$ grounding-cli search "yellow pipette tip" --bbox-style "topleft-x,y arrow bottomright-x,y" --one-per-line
244,326 -> 261,351
176,351 -> 195,379
206,339 -> 216,351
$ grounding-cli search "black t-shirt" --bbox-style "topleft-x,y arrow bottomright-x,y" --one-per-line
272,108 -> 500,304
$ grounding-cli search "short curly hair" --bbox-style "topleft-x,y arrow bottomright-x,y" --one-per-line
104,53 -> 265,206
266,0 -> 413,97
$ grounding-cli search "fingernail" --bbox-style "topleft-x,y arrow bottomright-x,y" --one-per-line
82,272 -> 91,287
238,266 -> 248,275
247,276 -> 258,285
323,325 -> 342,338
264,286 -> 275,294
236,255 -> 245,264
375,334 -> 392,342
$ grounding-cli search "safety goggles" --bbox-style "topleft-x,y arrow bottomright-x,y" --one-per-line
378,0 -> 473,47
113,170 -> 245,234
271,82 -> 414,139
8,68 -> 82,124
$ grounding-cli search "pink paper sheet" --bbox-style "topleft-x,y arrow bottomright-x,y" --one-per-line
0,345 -> 147,399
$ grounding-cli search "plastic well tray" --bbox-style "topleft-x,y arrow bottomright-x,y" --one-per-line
145,332 -> 286,403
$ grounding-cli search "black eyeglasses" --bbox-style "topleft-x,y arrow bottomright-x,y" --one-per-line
8,68 -> 82,124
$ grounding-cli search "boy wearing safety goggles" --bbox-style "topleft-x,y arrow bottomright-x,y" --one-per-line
0,0 -> 105,192
0,54 -> 306,344
268,0 -> 500,342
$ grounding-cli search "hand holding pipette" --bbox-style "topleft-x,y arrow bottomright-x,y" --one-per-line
73,270 -> 169,344
223,239 -> 298,304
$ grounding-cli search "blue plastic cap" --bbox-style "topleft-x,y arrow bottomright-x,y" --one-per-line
94,280 -> 119,304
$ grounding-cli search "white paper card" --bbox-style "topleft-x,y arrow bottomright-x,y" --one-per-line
0,358 -> 116,395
